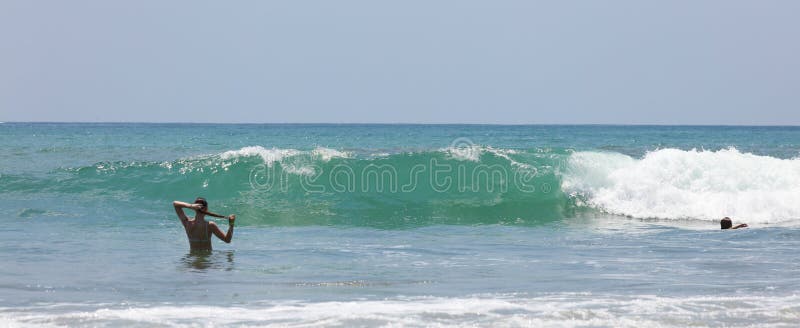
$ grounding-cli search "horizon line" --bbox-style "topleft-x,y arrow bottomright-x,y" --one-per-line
2,121 -> 800,127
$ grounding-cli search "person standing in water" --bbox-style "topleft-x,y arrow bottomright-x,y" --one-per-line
173,197 -> 235,250
720,217 -> 748,230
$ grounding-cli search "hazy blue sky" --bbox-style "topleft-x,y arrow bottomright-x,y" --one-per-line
1,1 -> 798,124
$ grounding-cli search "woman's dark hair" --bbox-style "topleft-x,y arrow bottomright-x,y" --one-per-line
720,217 -> 732,229
194,197 -> 208,209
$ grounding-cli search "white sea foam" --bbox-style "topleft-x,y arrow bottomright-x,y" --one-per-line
562,148 -> 800,224
220,146 -> 348,165
2,294 -> 798,327
220,146 -> 302,166
484,147 -> 536,172
445,144 -> 483,162
217,146 -> 349,176
444,145 -> 534,172
311,147 -> 350,162
369,152 -> 392,158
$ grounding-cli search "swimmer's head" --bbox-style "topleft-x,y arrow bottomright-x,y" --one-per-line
194,197 -> 208,211
720,217 -> 732,229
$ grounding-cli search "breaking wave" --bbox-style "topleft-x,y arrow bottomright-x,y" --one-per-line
2,294 -> 798,327
563,148 -> 800,224
2,145 -> 798,226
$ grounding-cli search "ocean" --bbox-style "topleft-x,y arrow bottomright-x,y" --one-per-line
1,123 -> 799,327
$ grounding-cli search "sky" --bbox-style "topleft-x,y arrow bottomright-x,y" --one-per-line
1,1 -> 799,125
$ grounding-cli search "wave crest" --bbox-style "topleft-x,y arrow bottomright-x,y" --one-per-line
220,146 -> 350,166
4,145 -> 799,226
563,148 -> 800,224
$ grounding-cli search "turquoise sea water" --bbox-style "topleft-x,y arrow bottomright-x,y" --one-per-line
1,123 -> 800,327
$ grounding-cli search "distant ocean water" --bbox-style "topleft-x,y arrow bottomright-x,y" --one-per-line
1,123 -> 799,327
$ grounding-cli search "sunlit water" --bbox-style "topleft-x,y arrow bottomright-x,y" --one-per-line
1,123 -> 799,327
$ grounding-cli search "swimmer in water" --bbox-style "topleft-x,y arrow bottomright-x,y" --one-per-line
720,217 -> 747,230
173,197 -> 235,250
